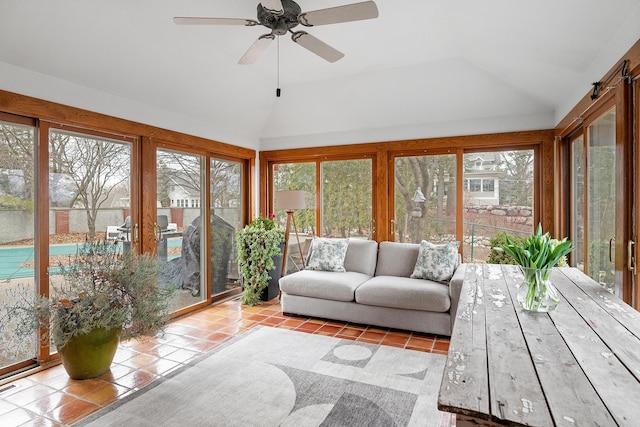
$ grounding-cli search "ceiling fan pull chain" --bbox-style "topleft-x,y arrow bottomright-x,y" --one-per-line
276,35 -> 281,97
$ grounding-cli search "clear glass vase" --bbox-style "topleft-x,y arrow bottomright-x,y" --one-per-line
517,267 -> 560,312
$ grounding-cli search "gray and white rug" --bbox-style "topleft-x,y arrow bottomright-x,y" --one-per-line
77,327 -> 452,427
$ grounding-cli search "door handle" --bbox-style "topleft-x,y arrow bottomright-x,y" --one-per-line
609,237 -> 615,263
390,219 -> 395,235
628,240 -> 636,275
133,223 -> 139,244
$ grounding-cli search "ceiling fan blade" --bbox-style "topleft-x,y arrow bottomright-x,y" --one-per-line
173,17 -> 258,26
291,32 -> 344,63
298,1 -> 379,26
260,0 -> 284,15
238,34 -> 275,65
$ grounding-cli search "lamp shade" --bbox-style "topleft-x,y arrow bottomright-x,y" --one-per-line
275,190 -> 306,210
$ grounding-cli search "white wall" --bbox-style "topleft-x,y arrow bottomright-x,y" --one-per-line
0,61 -> 260,152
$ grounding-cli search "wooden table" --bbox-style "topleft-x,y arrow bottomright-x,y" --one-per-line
438,264 -> 640,427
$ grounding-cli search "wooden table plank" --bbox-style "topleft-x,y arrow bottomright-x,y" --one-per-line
438,264 -> 490,419
559,268 -> 640,337
483,264 -> 552,426
552,269 -> 640,382
440,265 -> 640,427
502,265 -> 615,426
549,269 -> 640,426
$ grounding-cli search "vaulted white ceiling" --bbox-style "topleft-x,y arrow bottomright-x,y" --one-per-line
1,0 -> 639,151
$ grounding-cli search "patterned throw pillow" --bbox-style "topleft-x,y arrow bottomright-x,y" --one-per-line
410,240 -> 460,283
305,238 -> 349,272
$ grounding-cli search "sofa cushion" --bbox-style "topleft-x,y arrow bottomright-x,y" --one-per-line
411,240 -> 460,283
306,238 -> 349,272
374,241 -> 420,277
343,238 -> 379,276
355,275 -> 451,312
279,270 -> 371,302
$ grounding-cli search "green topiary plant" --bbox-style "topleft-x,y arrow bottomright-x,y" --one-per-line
487,231 -> 524,264
236,215 -> 285,306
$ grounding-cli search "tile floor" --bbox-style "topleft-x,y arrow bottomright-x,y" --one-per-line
0,297 -> 451,426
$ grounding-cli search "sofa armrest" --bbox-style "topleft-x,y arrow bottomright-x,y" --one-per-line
448,263 -> 467,331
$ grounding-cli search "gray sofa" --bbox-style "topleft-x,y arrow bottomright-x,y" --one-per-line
279,239 -> 466,336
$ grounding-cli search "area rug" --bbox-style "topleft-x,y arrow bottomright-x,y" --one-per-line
77,327 -> 452,427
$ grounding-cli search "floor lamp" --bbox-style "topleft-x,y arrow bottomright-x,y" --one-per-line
275,190 -> 306,276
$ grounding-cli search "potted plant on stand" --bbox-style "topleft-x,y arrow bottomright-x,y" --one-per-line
236,215 -> 285,306
0,240 -> 175,380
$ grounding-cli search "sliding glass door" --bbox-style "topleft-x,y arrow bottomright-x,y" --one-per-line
0,115 -> 37,375
571,108 -> 620,294
156,148 -> 206,310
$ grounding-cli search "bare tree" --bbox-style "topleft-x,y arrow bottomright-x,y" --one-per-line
0,124 -> 35,202
50,131 -> 130,240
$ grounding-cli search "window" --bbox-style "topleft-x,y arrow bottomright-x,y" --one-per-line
463,149 -> 534,262
394,153 -> 457,243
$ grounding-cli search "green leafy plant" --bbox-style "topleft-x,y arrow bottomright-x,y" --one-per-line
236,215 -> 285,306
487,232 -> 524,264
0,240 -> 176,352
501,224 -> 573,311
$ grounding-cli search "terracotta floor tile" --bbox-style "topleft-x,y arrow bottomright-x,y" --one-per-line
62,378 -> 110,399
163,348 -> 199,364
22,390 -> 76,415
185,339 -> 220,353
0,399 -> 19,416
82,383 -> 131,407
247,313 -> 270,322
318,325 -> 343,335
407,336 -> 435,348
163,324 -> 197,335
433,341 -> 450,352
98,364 -> 135,382
148,344 -> 181,358
113,369 -> 159,391
204,332 -> 233,343
381,334 -> 409,347
360,331 -> 386,341
3,384 -> 58,407
215,324 -> 243,335
337,328 -> 364,338
26,366 -> 67,383
1,407 -> 36,427
380,340 -> 406,349
356,337 -> 383,345
111,348 -> 137,364
24,416 -> 62,426
124,339 -> 160,354
120,353 -> 159,370
46,397 -> 100,425
141,359 -> 182,377
294,322 -> 322,333
260,317 -> 285,327
280,318 -> 306,327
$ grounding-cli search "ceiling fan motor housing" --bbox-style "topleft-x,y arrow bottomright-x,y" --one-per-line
257,0 -> 302,35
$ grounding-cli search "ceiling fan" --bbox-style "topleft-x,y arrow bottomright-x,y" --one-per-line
173,0 -> 379,64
